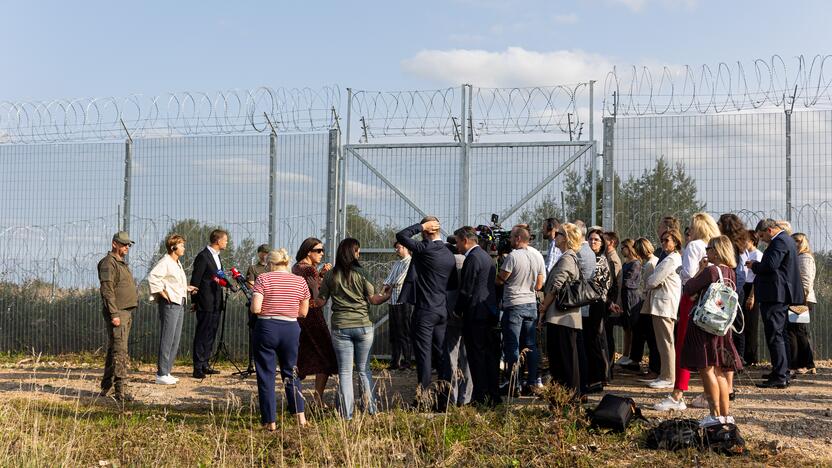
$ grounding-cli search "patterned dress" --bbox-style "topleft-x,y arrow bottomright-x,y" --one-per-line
292,263 -> 338,378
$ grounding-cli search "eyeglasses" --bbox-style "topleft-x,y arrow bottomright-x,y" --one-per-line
311,248 -> 324,254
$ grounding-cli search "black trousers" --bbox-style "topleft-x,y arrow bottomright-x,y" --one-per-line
583,303 -> 610,386
629,308 -> 661,374
411,309 -> 447,389
731,287 -> 747,359
787,318 -> 816,370
546,323 -> 581,396
463,316 -> 502,405
388,303 -> 413,367
761,302 -> 790,383
742,284 -> 760,365
193,308 -> 221,371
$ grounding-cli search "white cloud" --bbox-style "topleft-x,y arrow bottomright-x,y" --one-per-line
553,13 -> 579,24
607,0 -> 698,12
401,47 -> 614,87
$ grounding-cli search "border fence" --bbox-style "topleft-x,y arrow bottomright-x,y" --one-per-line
1,55 -> 831,362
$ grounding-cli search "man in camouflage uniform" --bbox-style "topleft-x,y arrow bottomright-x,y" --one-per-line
98,231 -> 138,401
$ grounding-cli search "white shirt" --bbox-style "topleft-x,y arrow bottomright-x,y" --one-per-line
740,248 -> 763,283
464,245 -> 478,257
680,239 -> 706,285
545,240 -> 563,272
207,245 -> 222,271
148,254 -> 188,305
383,255 -> 411,305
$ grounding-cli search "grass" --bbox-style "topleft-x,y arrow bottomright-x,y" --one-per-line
0,353 -> 825,466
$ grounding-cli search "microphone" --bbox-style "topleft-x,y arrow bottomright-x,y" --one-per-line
214,270 -> 238,291
212,276 -> 229,288
230,267 -> 253,301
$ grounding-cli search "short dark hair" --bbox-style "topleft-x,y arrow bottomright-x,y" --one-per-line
454,226 -> 478,242
587,228 -> 607,257
209,229 -> 228,244
543,217 -> 560,232
511,226 -> 531,242
603,231 -> 619,248
755,218 -> 778,232
747,229 -> 759,247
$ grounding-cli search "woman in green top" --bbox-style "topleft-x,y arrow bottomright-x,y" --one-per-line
318,238 -> 387,420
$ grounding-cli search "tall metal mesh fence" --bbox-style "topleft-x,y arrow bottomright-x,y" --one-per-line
609,110 -> 832,359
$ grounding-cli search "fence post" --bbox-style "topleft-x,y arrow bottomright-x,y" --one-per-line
785,107 -> 792,222
122,138 -> 132,237
459,84 -> 470,226
268,130 -> 277,248
602,117 -> 615,231
589,81 -> 598,226
325,127 -> 341,263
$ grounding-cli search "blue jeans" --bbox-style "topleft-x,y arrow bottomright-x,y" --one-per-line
331,326 -> 377,420
501,303 -> 539,388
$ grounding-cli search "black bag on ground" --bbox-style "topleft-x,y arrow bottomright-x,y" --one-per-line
646,418 -> 702,451
589,394 -> 644,432
703,423 -> 747,456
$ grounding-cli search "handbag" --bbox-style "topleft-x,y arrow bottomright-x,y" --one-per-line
788,304 -> 809,314
589,394 -> 646,432
555,257 -> 604,310
691,267 -> 742,337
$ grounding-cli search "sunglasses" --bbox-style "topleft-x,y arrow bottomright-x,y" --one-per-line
555,231 -> 565,237
311,248 -> 324,254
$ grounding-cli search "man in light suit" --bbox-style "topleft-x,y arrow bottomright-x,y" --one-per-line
454,226 -> 502,407
191,229 -> 228,378
748,218 -> 805,388
396,216 -> 458,395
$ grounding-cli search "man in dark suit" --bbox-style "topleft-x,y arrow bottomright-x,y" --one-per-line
191,229 -> 229,378
454,226 -> 502,406
748,219 -> 805,388
396,216 -> 457,394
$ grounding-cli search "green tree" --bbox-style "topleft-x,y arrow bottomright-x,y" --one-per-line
343,204 -> 399,250
517,156 -> 704,245
156,219 -> 257,274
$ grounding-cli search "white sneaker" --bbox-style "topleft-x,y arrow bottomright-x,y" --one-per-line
690,393 -> 709,409
654,395 -> 687,411
724,415 -> 735,424
167,374 -> 179,383
699,415 -> 722,427
648,379 -> 674,389
616,356 -> 634,366
155,374 -> 177,385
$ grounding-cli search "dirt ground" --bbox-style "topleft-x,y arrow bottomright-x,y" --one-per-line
2,357 -> 831,462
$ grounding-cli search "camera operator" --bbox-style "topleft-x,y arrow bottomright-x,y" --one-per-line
495,225 -> 546,396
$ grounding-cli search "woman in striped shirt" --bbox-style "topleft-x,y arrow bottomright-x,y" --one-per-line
250,248 -> 311,430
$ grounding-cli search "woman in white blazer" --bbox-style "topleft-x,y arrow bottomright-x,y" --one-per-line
643,228 -> 683,389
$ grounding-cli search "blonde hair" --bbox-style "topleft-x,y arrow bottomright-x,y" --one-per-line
561,223 -> 583,251
792,233 -> 812,255
689,212 -> 720,243
267,248 -> 290,270
707,236 -> 737,269
633,237 -> 655,259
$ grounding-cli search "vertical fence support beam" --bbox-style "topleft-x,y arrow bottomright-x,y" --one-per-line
325,127 -> 341,263
268,131 -> 277,248
602,117 -> 615,230
338,88 -> 352,242
459,84 -> 470,226
122,138 -> 132,237
589,81 -> 598,227
785,107 -> 793,222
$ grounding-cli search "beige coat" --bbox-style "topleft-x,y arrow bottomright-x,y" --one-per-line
644,251 -> 682,320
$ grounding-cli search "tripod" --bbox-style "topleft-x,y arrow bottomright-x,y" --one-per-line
211,294 -> 244,374
232,311 -> 257,378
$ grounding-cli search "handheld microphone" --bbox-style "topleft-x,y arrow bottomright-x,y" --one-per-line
230,267 -> 253,301
214,270 -> 238,291
212,276 -> 229,288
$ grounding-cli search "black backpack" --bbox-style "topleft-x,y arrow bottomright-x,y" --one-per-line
703,423 -> 747,456
589,394 -> 647,432
646,418 -> 702,451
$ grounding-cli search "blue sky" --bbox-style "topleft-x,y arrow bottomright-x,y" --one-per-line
1,0 -> 828,101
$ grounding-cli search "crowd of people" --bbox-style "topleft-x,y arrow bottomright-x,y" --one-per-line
96,211 -> 818,431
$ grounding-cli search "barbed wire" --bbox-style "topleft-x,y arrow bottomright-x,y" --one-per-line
0,87 -> 341,144
349,84 -> 588,140
604,54 -> 832,116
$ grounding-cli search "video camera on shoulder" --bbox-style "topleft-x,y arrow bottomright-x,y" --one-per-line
476,214 -> 535,257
